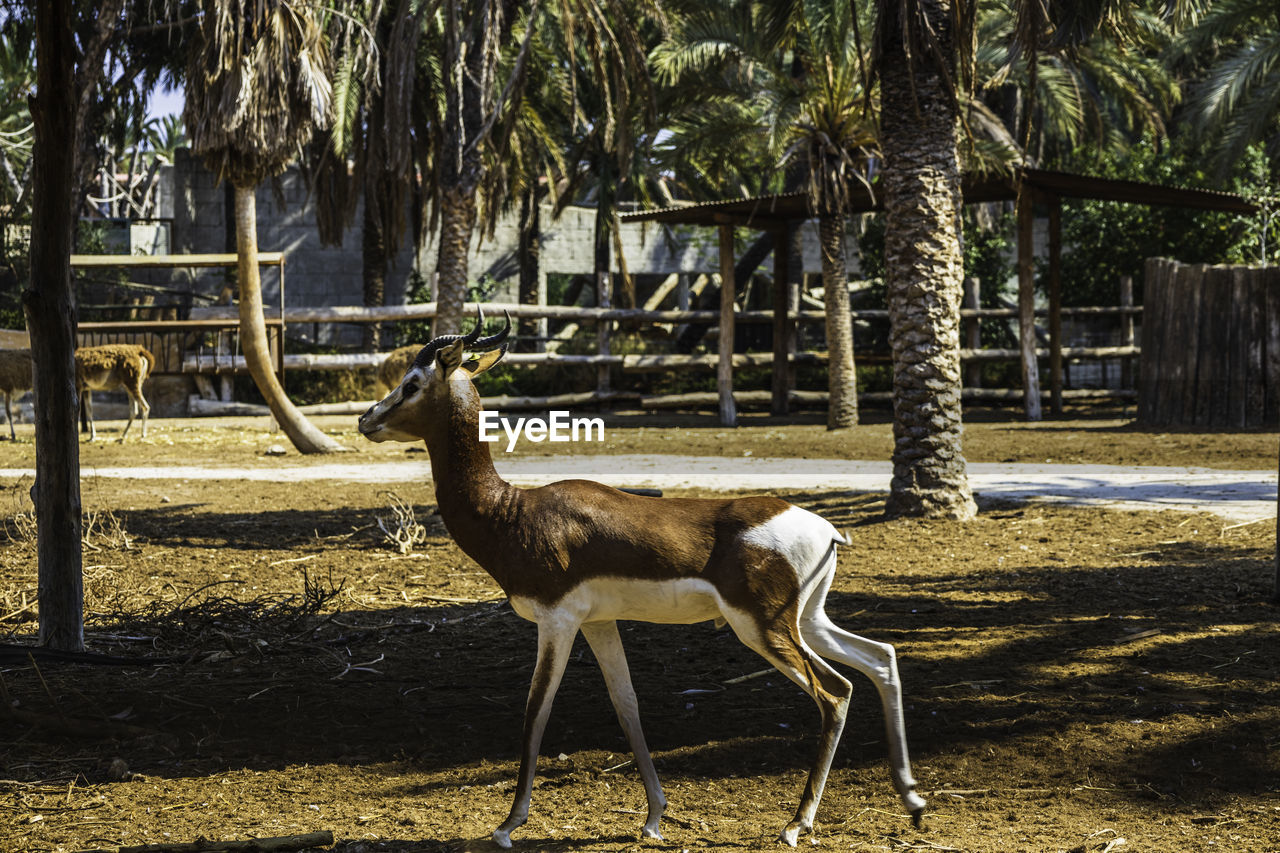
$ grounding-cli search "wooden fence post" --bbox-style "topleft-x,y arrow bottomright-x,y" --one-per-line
1048,196 -> 1062,416
964,276 -> 981,389
596,271 -> 611,395
718,224 -> 737,427
1119,275 -> 1134,391
1017,188 -> 1042,420
536,269 -> 548,353
771,225 -> 791,416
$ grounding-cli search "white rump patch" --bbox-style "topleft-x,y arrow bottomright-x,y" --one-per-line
740,505 -> 841,574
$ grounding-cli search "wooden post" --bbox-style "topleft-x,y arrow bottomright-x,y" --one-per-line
1017,187 -> 1042,420
536,268 -> 548,353
718,223 -> 737,427
964,276 -> 981,389
1048,196 -> 1062,416
1119,275 -> 1134,390
596,271 -> 611,394
771,225 -> 791,415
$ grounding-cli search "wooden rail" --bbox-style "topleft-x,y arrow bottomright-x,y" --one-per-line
64,288 -> 1140,417
70,253 -> 288,383
183,301 -> 1141,325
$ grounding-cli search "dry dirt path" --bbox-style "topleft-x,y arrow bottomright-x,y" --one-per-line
3,455 -> 1275,522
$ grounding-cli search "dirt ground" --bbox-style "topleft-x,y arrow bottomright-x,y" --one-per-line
2,404 -> 1277,471
1,409 -> 1277,853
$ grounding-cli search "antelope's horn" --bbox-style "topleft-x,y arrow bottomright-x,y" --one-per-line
461,305 -> 486,347
472,310 -> 512,352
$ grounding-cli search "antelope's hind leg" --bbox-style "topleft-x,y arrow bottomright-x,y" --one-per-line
721,609 -> 852,847
493,619 -> 577,849
800,607 -> 926,826
580,621 -> 667,840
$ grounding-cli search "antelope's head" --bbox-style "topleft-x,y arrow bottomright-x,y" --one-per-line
358,307 -> 510,443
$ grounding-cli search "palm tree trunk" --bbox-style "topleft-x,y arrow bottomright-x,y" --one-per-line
27,0 -> 83,651
879,0 -> 976,520
362,188 -> 387,353
434,185 -> 476,337
233,183 -> 345,454
819,212 -> 857,429
517,185 -> 541,352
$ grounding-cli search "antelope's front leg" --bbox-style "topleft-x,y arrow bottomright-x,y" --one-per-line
580,621 -> 667,840
493,620 -> 577,849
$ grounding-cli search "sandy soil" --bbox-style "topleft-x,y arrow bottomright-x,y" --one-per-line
1,411 -> 1277,853
1,406 -> 1277,471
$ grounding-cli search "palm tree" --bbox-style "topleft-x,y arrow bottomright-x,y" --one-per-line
313,0 -> 424,352
477,26 -> 569,346
0,21 -> 35,214
655,0 -> 876,428
875,0 -> 977,519
425,0 -> 652,337
1174,0 -> 1280,173
975,4 -> 1178,166
184,0 -> 345,453
874,0 -> 1184,518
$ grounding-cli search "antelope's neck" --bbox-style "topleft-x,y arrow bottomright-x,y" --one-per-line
424,386 -> 520,588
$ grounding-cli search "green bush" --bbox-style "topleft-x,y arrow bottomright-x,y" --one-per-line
1051,138 -> 1276,306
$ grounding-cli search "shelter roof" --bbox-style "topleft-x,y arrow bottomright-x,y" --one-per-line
619,167 -> 1259,229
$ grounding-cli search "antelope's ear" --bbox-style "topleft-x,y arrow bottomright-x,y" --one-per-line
462,344 -> 507,378
436,339 -> 466,377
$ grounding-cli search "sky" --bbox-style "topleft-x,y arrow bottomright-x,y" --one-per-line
147,85 -> 185,122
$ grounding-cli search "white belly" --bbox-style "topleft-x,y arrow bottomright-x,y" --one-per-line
510,576 -> 723,625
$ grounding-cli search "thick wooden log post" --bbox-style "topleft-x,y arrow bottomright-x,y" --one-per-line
718,223 -> 737,427
1048,196 -> 1063,416
596,271 -> 611,394
771,225 -> 791,416
964,276 -> 981,389
26,0 -> 84,651
1017,188 -> 1042,420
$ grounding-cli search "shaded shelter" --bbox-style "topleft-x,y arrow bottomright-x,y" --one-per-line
621,167 -> 1259,424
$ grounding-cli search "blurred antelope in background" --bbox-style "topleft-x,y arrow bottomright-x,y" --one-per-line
75,344 -> 154,441
0,348 -> 33,440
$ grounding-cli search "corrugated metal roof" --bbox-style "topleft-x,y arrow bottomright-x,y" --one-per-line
619,167 -> 1259,228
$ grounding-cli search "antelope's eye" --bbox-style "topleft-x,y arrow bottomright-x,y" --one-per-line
402,381 -> 419,397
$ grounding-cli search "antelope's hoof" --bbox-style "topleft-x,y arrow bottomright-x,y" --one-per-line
492,829 -> 512,849
641,823 -> 664,841
779,823 -> 801,847
910,806 -> 925,830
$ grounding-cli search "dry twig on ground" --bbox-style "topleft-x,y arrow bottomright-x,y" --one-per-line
374,490 -> 428,555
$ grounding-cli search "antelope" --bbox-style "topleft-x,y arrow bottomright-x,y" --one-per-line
75,344 -> 154,441
0,348 -> 33,441
357,309 -> 926,847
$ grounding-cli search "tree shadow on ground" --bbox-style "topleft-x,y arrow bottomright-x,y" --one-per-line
1,493 -> 1276,843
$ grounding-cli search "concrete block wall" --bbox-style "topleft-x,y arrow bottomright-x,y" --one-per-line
170,148 -> 863,318
172,149 -> 418,321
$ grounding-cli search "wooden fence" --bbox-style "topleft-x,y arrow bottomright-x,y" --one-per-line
176,293 -> 1139,418
47,256 -> 1142,420
1140,258 -> 1280,427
